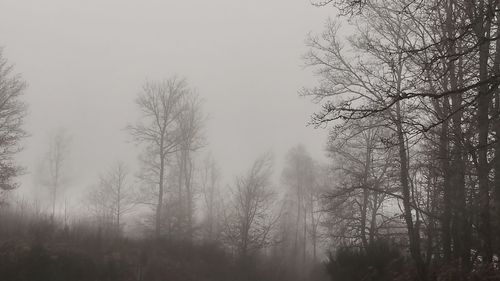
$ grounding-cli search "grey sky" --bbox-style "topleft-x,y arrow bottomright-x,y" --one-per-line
0,0 -> 333,199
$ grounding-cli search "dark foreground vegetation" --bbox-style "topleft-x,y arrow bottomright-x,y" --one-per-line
2,215 -> 496,281
0,204 -> 330,281
0,215 -> 302,281
0,235 -> 233,281
326,241 -> 500,281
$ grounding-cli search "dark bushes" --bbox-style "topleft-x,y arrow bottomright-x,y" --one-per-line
325,240 -> 404,281
0,238 -> 144,281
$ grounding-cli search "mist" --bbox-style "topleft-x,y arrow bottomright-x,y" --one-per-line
0,0 -> 329,194
2,1 -> 500,281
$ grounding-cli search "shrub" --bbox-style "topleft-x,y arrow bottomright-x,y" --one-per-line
325,240 -> 403,281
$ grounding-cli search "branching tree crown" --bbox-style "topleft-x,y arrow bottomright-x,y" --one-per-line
0,49 -> 27,194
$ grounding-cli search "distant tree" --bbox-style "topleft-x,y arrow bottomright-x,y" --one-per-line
324,120 -> 396,250
39,129 -> 71,221
0,49 -> 28,199
128,77 -> 194,237
199,153 -> 224,242
86,161 -> 135,236
308,166 -> 326,262
174,92 -> 205,239
280,145 -> 315,273
223,154 -> 279,262
276,145 -> 327,280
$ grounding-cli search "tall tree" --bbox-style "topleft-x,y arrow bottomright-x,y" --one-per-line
40,129 -> 71,222
324,120 -> 395,250
128,77 -> 193,237
199,153 -> 223,242
0,49 -> 27,199
175,93 -> 205,239
224,154 -> 279,264
306,0 -> 500,277
281,145 -> 315,274
303,9 -> 428,277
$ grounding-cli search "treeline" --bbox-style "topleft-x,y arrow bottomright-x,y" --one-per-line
0,47 -> 331,280
302,0 -> 500,280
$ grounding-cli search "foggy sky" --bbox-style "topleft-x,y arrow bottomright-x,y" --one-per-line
0,0 -> 332,201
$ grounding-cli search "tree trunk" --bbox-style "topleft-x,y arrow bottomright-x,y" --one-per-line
491,1 -> 500,256
476,0 -> 492,261
156,151 -> 165,238
395,101 -> 426,280
440,115 -> 452,260
393,49 -> 426,278
360,143 -> 372,250
185,150 -> 193,240
448,8 -> 470,265
369,192 -> 378,245
117,174 -> 122,236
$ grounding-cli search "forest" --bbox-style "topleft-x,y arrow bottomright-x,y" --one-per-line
1,0 -> 500,280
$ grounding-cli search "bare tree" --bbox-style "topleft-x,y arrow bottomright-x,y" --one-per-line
223,154 -> 279,262
303,4 -> 428,277
0,49 -> 27,198
308,167 -> 327,263
174,92 -> 205,239
87,161 -> 135,236
323,120 -> 396,248
128,77 -> 194,237
39,129 -> 71,222
280,145 -> 315,274
306,0 -> 500,277
199,153 -> 224,242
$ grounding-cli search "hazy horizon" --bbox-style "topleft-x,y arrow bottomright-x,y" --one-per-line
0,0 -> 333,204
